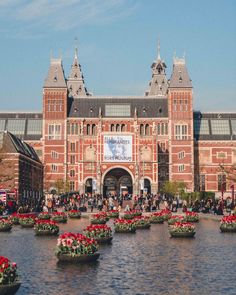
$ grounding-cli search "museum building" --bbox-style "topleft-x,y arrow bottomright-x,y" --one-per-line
0,45 -> 235,196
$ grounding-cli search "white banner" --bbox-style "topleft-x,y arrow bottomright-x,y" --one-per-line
92,179 -> 97,191
104,135 -> 132,162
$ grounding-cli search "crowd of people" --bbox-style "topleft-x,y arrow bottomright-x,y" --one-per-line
0,192 -> 235,216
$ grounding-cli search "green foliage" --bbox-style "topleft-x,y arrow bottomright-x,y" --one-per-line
54,179 -> 70,194
161,181 -> 187,197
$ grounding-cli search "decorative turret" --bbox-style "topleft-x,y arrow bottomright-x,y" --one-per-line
145,41 -> 168,97
169,56 -> 192,88
44,58 -> 66,88
67,46 -> 90,97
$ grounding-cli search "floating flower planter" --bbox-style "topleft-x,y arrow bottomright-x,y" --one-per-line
150,212 -> 165,224
169,222 -> 196,238
9,214 -> 19,225
91,213 -> 108,224
51,212 -> 67,223
123,211 -> 134,220
84,224 -> 113,244
0,219 -> 12,232
168,215 -> 184,225
34,220 -> 59,236
134,216 -> 151,229
55,232 -> 100,263
67,210 -> 81,219
114,219 -> 136,233
38,212 -> 51,220
18,214 -> 36,228
0,256 -> 21,295
107,210 -> 119,218
160,209 -> 172,221
184,211 -> 199,223
220,215 -> 236,233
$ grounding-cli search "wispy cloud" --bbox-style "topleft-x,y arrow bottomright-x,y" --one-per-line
1,0 -> 138,38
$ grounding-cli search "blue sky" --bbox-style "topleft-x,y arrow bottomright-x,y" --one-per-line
0,0 -> 235,112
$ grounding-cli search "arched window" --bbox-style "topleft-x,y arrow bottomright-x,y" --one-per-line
116,124 -> 120,132
121,124 -> 125,132
140,124 -> 144,135
92,124 -> 96,135
86,124 -> 90,135
145,124 -> 150,136
111,124 -> 115,131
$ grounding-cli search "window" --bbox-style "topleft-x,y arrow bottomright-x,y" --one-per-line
200,174 -> 205,191
145,124 -> 150,135
51,151 -> 58,159
27,119 -> 42,135
160,169 -> 166,177
157,123 -> 160,135
217,152 -> 227,159
178,151 -> 185,159
92,124 -> 96,135
70,155 -> 75,164
194,119 -> 209,135
161,123 -> 165,135
70,181 -> 75,191
211,120 -> 230,135
140,124 -> 144,135
218,174 -> 226,191
165,123 -> 168,135
7,119 -> 26,135
70,170 -> 75,177
173,100 -> 177,112
70,142 -> 76,152
179,100 -> 182,111
105,104 -> 131,117
231,120 -> 236,135
175,124 -> 188,140
116,124 -> 120,132
48,124 -> 61,140
51,164 -> 58,172
86,124 -> 90,135
111,124 -> 115,131
159,142 -> 165,151
184,99 -> 188,111
178,164 -> 185,172
121,124 -> 125,132
0,120 -> 5,132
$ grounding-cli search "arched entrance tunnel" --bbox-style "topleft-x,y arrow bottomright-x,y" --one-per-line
103,168 -> 133,197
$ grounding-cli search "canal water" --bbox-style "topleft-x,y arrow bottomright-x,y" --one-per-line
0,217 -> 235,295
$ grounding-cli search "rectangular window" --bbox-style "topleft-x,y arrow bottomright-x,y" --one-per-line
0,120 -> 6,132
7,119 -> 26,135
70,181 -> 75,191
70,142 -> 76,152
217,152 -> 227,159
211,120 -> 230,135
105,104 -> 131,117
51,151 -> 58,159
157,123 -> 160,135
218,174 -> 226,191
185,99 -> 188,111
70,155 -> 75,164
165,123 -> 168,135
27,119 -> 42,135
173,100 -> 177,112
160,169 -> 166,177
194,119 -> 209,135
161,123 -> 165,135
51,164 -> 58,172
178,151 -> 185,159
48,124 -> 61,140
178,164 -> 185,172
70,170 -> 75,177
175,124 -> 188,140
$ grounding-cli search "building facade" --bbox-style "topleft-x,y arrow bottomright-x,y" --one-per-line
0,131 -> 43,203
0,45 -> 235,196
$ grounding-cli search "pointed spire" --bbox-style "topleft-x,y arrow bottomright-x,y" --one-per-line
74,37 -> 78,61
157,40 -> 161,60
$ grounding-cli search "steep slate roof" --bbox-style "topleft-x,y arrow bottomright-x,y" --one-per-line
0,112 -> 42,141
44,58 -> 67,88
194,112 -> 236,141
169,58 -> 192,88
0,131 -> 41,163
68,97 -> 168,118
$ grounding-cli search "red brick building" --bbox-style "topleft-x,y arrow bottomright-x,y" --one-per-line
0,45 -> 235,196
0,131 -> 43,203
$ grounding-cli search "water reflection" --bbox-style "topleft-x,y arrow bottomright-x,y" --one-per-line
0,218 -> 235,294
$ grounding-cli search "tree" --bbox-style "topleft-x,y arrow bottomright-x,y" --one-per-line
219,164 -> 236,183
0,148 -> 15,190
53,179 -> 70,194
161,180 -> 187,198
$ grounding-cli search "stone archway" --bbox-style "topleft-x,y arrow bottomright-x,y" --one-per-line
103,168 -> 133,197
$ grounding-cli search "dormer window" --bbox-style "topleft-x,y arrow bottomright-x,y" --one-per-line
53,76 -> 57,82
179,76 -> 182,83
